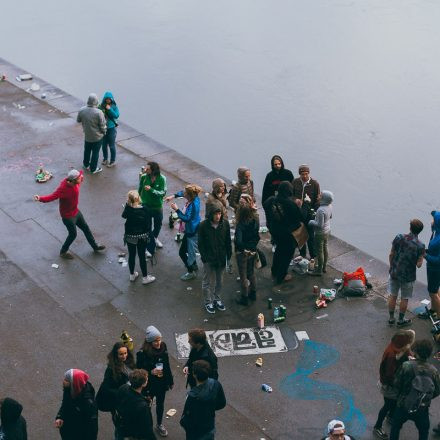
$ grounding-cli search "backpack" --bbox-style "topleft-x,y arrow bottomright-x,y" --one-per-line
339,267 -> 367,296
403,361 -> 436,413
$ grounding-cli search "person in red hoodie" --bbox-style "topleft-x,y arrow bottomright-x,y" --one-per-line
34,169 -> 105,259
372,329 -> 415,439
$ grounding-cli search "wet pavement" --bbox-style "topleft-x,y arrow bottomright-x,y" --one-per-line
1,64 -> 439,439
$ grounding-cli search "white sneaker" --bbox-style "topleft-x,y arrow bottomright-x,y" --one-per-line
129,271 -> 139,282
142,275 -> 156,284
145,250 -> 152,258
155,238 -> 163,248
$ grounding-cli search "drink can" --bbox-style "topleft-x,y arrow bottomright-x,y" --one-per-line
273,306 -> 280,320
313,285 -> 319,294
267,298 -> 272,309
257,313 -> 265,329
280,305 -> 287,318
262,384 -> 273,393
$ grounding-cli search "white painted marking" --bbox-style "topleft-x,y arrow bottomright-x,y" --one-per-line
421,299 -> 431,305
295,331 -> 309,341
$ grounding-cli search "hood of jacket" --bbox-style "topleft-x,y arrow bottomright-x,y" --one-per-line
320,190 -> 334,205
432,211 -> 440,235
87,93 -> 99,107
188,378 -> 218,402
271,155 -> 285,172
1,398 -> 23,426
277,181 -> 293,198
101,91 -> 116,106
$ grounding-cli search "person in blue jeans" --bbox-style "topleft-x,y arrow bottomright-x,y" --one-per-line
99,91 -> 120,167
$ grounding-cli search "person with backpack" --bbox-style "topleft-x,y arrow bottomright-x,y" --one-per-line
227,167 -> 255,212
390,339 -> 440,440
0,398 -> 27,440
99,91 -> 120,167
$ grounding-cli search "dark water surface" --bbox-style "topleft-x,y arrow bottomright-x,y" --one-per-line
2,0 -> 440,271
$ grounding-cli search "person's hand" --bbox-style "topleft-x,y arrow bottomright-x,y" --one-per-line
294,199 -> 302,208
33,195 -> 40,201
182,366 -> 188,375
145,185 -> 151,191
165,195 -> 174,202
54,419 -> 63,429
152,368 -> 159,376
106,104 -> 111,110
170,202 -> 178,211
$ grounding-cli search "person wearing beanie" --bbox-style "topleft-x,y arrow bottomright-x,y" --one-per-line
321,420 -> 356,440
137,326 -> 174,437
227,167 -> 255,212
77,92 -> 107,174
292,164 -> 321,260
262,155 -> 294,204
55,369 -> 98,439
33,170 -> 105,259
98,91 -> 119,167
308,190 -> 334,276
372,330 -> 415,439
0,397 -> 27,440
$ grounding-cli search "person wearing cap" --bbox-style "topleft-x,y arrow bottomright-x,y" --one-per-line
321,420 -> 356,440
77,93 -> 107,174
227,167 -> 255,212
136,326 -> 174,437
373,330 -> 415,439
387,219 -> 425,327
292,164 -> 321,260
55,369 -> 98,440
34,170 -> 105,259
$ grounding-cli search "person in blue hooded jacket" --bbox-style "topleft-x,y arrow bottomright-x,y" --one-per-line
419,211 -> 440,320
99,91 -> 120,167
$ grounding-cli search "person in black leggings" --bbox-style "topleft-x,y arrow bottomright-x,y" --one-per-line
122,190 -> 156,285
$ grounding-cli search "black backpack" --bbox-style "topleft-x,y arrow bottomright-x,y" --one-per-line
403,361 -> 436,413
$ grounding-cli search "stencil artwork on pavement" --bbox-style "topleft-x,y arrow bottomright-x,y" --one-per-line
175,326 -> 288,358
279,340 -> 367,437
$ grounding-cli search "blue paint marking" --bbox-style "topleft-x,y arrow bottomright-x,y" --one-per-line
279,340 -> 367,437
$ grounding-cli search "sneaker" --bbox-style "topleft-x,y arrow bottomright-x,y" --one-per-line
180,272 -> 196,281
205,303 -> 216,314
373,427 -> 388,439
82,165 -> 90,171
142,275 -> 156,285
214,300 -> 226,311
60,252 -> 74,259
130,271 -> 139,282
397,318 -> 412,327
106,162 -> 116,168
388,318 -> 396,326
155,238 -> 163,248
102,160 -> 108,166
94,244 -> 106,252
145,250 -> 152,258
156,424 -> 168,437
92,167 -> 103,174
236,297 -> 248,306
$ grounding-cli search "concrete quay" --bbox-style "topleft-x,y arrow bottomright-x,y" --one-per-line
0,57 -> 438,439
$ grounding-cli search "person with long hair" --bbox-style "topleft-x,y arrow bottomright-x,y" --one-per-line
98,342 -> 135,440
234,203 -> 260,305
99,91 -> 119,167
122,190 -> 156,285
136,326 -> 174,437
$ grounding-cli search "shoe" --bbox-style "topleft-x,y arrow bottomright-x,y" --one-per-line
214,300 -> 226,311
205,303 -> 216,314
102,160 -> 108,166
106,162 -> 116,168
145,250 -> 152,258
155,238 -> 163,248
236,297 -> 248,306
130,271 -> 139,282
373,427 -> 388,439
94,244 -> 106,252
397,318 -> 412,327
142,275 -> 156,285
60,252 -> 74,259
156,424 -> 168,437
82,165 -> 90,171
248,291 -> 256,301
388,318 -> 396,326
92,167 -> 103,174
180,272 -> 196,281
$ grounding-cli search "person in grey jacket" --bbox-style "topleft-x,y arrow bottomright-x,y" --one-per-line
77,93 -> 107,174
308,190 -> 333,276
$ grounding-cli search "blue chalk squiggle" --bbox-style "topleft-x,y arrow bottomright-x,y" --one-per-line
280,340 -> 367,437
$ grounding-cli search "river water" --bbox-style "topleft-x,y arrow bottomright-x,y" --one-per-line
2,0 -> 440,270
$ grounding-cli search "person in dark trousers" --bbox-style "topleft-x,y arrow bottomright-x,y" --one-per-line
98,342 -> 135,440
99,91 -> 119,167
198,206 -> 232,314
264,181 -> 303,285
390,339 -> 440,440
122,190 -> 156,285
77,93 -> 107,174
183,329 -> 218,389
33,169 -> 105,259
372,330 -> 415,439
262,155 -> 294,204
228,167 -> 255,212
180,360 -> 226,440
54,369 -> 98,440
292,164 -> 320,259
136,326 -> 174,438
0,398 -> 27,440
321,420 -> 356,440
387,219 -> 425,327
116,369 -> 156,440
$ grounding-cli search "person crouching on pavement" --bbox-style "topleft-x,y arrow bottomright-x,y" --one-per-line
122,190 -> 156,285
308,190 -> 333,276
165,184 -> 202,281
34,169 -> 105,259
321,419 -> 356,440
198,206 -> 232,314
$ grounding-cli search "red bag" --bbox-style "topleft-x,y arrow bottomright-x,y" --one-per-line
340,267 -> 367,296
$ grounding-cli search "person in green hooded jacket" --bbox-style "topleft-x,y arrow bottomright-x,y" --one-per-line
99,91 -> 119,167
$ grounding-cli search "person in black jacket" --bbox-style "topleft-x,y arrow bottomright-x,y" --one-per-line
54,369 -> 98,440
122,190 -> 156,285
234,204 -> 260,305
198,206 -> 232,314
183,329 -> 218,389
97,342 -> 135,440
117,369 -> 156,440
0,398 -> 27,440
264,181 -> 303,285
136,326 -> 174,437
261,155 -> 294,204
180,360 -> 226,440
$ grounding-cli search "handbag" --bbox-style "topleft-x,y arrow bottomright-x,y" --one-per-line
292,223 -> 309,249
